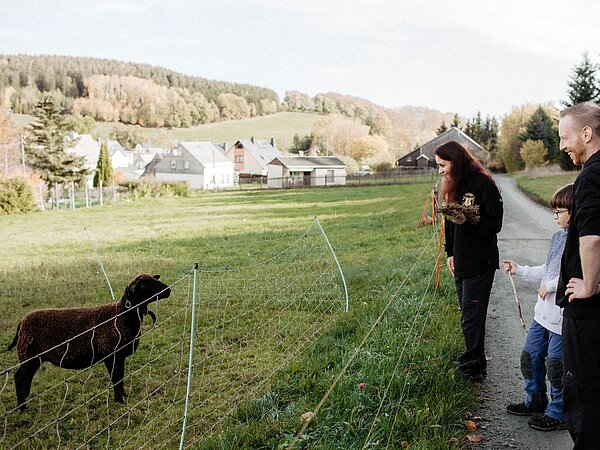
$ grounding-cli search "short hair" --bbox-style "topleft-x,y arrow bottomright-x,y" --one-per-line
550,183 -> 574,211
559,101 -> 600,136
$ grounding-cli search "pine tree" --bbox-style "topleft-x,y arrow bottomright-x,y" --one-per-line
436,121 -> 447,135
24,96 -> 89,188
519,107 -> 559,162
94,141 -> 113,187
563,52 -> 600,106
451,114 -> 461,128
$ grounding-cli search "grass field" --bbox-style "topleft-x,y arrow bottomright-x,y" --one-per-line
0,183 -> 477,448
13,111 -> 320,150
513,171 -> 579,205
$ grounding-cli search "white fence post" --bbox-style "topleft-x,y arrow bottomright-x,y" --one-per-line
179,263 -> 199,450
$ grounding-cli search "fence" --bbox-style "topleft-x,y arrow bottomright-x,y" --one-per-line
0,219 -> 347,449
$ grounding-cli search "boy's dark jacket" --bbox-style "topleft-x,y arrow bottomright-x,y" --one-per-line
556,151 -> 600,316
444,172 -> 503,278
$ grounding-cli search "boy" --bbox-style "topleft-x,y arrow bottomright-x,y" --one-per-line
502,184 -> 573,431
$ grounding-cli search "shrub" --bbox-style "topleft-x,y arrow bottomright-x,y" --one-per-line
0,178 -> 36,215
520,139 -> 548,169
119,180 -> 191,198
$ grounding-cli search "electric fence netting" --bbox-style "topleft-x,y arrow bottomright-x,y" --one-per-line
0,219 -> 347,449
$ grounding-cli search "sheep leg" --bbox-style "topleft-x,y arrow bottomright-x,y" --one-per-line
105,356 -> 126,403
14,359 -> 41,411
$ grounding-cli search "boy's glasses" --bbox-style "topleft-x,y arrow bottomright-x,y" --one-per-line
552,209 -> 568,217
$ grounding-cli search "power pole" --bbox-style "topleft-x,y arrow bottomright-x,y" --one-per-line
20,134 -> 26,176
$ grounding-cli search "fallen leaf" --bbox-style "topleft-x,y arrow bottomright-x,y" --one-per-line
300,411 -> 315,424
464,420 -> 477,431
466,433 -> 484,443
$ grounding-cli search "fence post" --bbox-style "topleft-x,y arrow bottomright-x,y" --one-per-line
180,263 -> 199,450
70,181 -> 75,210
314,217 -> 349,313
38,184 -> 45,211
85,184 -> 89,208
99,179 -> 103,206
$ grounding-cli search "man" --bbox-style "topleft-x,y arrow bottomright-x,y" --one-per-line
556,101 -> 600,448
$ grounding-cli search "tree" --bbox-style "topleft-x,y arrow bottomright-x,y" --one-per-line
451,114 -> 461,128
94,141 -> 113,187
563,52 -> 600,107
289,134 -> 313,154
24,96 -> 89,188
519,107 -> 558,162
436,121 -> 448,135
520,140 -> 548,169
498,104 -> 541,172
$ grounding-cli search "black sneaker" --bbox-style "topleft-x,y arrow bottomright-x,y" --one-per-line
506,402 -> 543,416
528,414 -> 567,431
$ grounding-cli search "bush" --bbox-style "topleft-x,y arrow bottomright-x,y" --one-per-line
119,180 -> 191,198
520,140 -> 548,169
0,178 -> 36,215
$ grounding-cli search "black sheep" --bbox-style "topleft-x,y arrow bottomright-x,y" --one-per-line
7,273 -> 171,410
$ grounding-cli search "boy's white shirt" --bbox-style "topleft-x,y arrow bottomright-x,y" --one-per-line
515,263 -> 562,335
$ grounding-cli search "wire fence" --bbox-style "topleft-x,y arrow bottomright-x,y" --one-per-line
0,219 -> 347,449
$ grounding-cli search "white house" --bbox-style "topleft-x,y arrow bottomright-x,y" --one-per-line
107,140 -> 133,169
154,141 -> 235,189
267,156 -> 346,188
67,133 -> 101,186
225,137 -> 282,178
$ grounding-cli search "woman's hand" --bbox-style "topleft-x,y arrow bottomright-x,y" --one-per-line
447,256 -> 455,276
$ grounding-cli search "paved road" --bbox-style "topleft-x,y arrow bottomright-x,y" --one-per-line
474,175 -> 573,449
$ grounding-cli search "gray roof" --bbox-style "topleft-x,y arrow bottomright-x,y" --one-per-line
178,142 -> 233,166
269,156 -> 346,169
396,127 -> 489,166
236,139 -> 282,170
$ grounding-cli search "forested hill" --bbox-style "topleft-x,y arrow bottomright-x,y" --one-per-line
0,54 -> 280,127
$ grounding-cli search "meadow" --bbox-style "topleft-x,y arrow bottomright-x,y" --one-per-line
513,171 -> 578,205
0,183 -> 477,449
13,112 -> 320,149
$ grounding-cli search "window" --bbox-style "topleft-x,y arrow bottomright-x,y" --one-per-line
235,155 -> 244,163
184,160 -> 190,170
171,160 -> 177,169
326,170 -> 334,182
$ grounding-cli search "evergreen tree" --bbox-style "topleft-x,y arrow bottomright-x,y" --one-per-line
519,107 -> 559,162
94,141 -> 113,187
451,113 -> 461,128
24,96 -> 89,188
436,121 -> 448,135
563,52 -> 600,106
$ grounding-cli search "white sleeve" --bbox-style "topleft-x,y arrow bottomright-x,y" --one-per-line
514,264 -> 545,282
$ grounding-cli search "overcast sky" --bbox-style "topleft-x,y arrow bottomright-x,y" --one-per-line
2,0 -> 599,118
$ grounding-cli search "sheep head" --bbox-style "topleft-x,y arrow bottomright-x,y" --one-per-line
123,274 -> 171,324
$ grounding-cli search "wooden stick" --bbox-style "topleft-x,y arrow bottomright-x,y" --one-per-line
507,272 -> 528,333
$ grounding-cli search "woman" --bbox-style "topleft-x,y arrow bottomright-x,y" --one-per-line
435,141 -> 503,382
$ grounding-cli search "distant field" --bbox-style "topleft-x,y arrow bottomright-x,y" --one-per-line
12,112 -> 320,150
513,171 -> 579,205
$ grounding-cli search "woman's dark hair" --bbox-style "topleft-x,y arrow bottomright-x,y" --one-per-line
434,141 -> 497,202
550,183 -> 574,211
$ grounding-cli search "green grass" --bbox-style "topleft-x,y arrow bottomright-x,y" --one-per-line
12,112 -> 320,149
513,171 -> 579,206
0,183 -> 476,448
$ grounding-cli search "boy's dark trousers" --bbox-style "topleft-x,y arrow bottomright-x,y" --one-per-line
454,270 -> 496,377
562,317 -> 600,448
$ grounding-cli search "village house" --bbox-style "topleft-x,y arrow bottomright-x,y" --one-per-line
267,156 -> 346,188
154,141 -> 234,189
226,137 -> 282,179
395,127 -> 489,168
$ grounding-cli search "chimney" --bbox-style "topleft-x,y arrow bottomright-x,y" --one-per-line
270,137 -> 275,147
222,142 -> 227,152
250,137 -> 255,144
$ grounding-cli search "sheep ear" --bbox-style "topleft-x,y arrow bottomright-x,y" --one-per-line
153,275 -> 161,280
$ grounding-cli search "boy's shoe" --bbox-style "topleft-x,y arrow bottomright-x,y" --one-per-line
528,414 -> 567,431
506,402 -> 544,416
455,368 -> 483,383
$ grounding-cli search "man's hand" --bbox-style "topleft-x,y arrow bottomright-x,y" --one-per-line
566,277 -> 600,302
447,256 -> 455,276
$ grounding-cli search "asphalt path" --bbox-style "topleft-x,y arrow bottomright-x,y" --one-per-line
472,175 -> 573,449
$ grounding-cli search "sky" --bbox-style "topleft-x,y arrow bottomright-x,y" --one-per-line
2,0 -> 600,119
